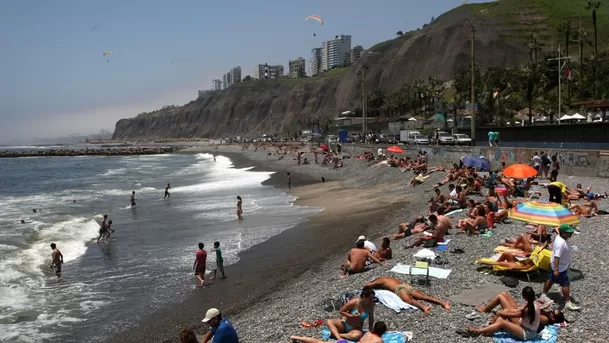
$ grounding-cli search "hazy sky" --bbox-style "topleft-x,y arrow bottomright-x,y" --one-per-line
0,0 -> 489,142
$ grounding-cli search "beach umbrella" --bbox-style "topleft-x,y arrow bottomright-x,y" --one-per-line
460,156 -> 490,171
320,144 -> 329,151
503,164 -> 538,179
386,146 -> 404,153
509,200 -> 580,226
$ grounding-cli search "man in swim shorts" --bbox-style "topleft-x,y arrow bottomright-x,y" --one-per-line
50,243 -> 64,279
365,277 -> 450,315
193,242 -> 207,287
164,183 -> 171,199
340,240 -> 384,278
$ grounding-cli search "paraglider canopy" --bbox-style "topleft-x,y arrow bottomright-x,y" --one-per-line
305,15 -> 323,25
103,51 -> 113,56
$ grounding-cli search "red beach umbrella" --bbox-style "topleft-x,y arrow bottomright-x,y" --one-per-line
386,146 -> 404,153
320,144 -> 329,151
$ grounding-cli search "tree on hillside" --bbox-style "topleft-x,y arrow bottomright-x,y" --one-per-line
574,26 -> 591,98
527,33 -> 544,65
586,0 -> 602,97
396,31 -> 404,36
243,75 -> 252,81
558,20 -> 576,106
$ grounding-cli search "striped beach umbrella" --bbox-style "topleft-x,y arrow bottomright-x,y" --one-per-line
509,200 -> 580,226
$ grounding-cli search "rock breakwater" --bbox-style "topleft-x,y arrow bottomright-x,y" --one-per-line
0,147 -> 182,158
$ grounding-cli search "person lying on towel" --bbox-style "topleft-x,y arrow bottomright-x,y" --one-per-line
364,277 -> 450,316
289,321 -> 387,343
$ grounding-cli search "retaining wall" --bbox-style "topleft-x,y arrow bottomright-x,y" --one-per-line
339,144 -> 609,178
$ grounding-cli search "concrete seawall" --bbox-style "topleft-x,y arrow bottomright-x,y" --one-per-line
337,144 -> 609,178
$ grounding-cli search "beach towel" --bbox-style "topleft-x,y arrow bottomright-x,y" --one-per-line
494,325 -> 559,343
413,248 -> 437,261
373,289 -> 417,313
449,283 -> 506,306
446,209 -> 464,216
437,239 -> 451,246
321,327 -> 409,343
390,263 -> 452,279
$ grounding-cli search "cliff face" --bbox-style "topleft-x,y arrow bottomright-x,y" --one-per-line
113,4 -> 530,140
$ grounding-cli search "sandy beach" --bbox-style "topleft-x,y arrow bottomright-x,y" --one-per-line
110,144 -> 604,343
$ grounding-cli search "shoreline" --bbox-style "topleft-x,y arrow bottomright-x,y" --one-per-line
105,146 -> 410,343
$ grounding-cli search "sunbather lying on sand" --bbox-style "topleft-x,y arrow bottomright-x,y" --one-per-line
325,287 -> 376,341
341,240 -> 384,278
393,217 -> 428,240
499,233 -> 544,254
364,277 -> 450,315
457,288 -> 565,339
569,200 -> 598,216
290,321 -> 387,343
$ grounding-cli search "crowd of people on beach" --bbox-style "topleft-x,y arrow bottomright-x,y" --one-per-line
185,142 -> 602,343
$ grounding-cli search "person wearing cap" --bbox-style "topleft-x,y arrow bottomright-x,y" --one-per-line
540,224 -> 580,311
356,236 -> 377,254
201,308 -> 239,343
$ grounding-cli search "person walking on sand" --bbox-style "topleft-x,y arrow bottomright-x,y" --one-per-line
488,130 -> 494,147
236,196 -> 243,220
200,308 -> 239,343
211,241 -> 226,280
540,224 -> 581,311
287,172 -> 292,190
164,183 -> 171,200
130,191 -> 136,207
50,243 -> 64,279
193,243 -> 207,287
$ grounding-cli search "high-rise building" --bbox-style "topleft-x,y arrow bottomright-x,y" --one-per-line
212,79 -> 222,91
309,48 -> 322,76
253,64 -> 266,79
230,66 -> 242,84
289,57 -> 306,78
222,72 -> 231,89
268,65 -> 284,79
350,45 -> 364,65
321,35 -> 351,72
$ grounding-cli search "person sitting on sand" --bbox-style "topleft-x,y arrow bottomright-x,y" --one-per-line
465,199 -> 478,219
457,287 -> 561,339
404,214 -> 448,248
373,238 -> 392,261
325,287 -> 376,341
569,200 -> 598,216
290,321 -> 387,343
179,329 -> 198,343
200,308 -> 239,343
457,205 -> 488,235
494,203 -> 513,223
392,216 -> 428,240
364,277 -> 450,315
433,188 -> 447,206
341,241 -> 384,278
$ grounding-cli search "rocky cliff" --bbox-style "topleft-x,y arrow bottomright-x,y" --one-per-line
112,2 -> 537,140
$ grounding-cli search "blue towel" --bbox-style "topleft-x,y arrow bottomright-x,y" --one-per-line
321,327 -> 406,343
494,325 -> 559,343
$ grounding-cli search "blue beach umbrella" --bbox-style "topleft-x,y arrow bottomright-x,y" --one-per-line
460,156 -> 490,171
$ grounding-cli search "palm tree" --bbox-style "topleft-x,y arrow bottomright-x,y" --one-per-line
586,0 -> 602,97
558,20 -> 576,106
396,31 -> 404,36
575,26 -> 590,97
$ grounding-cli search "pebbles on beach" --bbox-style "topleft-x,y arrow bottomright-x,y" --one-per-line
191,144 -> 605,343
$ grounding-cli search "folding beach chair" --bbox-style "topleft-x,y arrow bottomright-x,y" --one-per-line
409,260 -> 430,286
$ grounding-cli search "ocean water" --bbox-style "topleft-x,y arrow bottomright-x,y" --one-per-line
0,152 -> 320,342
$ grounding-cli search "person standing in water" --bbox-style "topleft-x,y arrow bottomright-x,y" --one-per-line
130,191 -> 136,207
164,183 -> 171,200
193,242 -> 207,287
213,155 -> 216,162
211,241 -> 226,280
97,215 -> 108,242
236,196 -> 243,220
50,243 -> 63,278
287,172 -> 292,191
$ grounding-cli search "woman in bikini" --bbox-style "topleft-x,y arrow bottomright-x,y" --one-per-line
457,205 -> 488,235
236,196 -> 243,220
325,287 -> 376,341
290,322 -> 387,343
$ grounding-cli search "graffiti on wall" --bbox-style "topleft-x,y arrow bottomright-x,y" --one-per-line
598,155 -> 609,178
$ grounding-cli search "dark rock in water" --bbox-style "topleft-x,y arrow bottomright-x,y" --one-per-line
0,147 -> 183,158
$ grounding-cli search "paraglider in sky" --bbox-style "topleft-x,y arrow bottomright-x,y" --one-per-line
305,15 -> 323,37
103,50 -> 113,63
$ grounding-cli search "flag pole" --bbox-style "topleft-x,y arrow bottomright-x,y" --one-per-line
558,45 -> 561,124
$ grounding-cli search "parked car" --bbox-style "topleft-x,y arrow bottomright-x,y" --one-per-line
437,131 -> 455,145
410,134 -> 429,145
453,133 -> 472,146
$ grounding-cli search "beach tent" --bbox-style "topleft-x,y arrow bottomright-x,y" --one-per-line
559,114 -> 572,121
570,113 -> 586,120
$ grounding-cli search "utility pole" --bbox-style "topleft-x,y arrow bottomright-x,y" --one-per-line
358,65 -> 369,141
548,45 -> 571,124
470,24 -> 476,145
